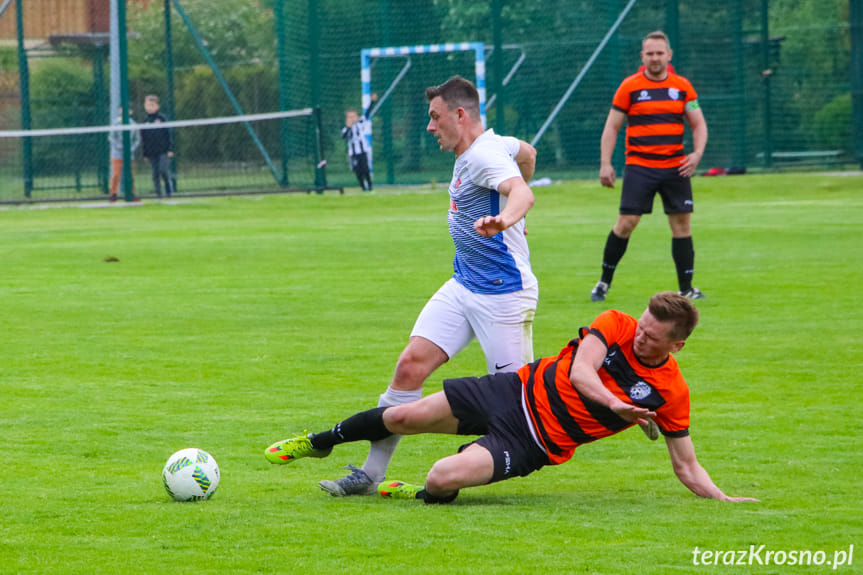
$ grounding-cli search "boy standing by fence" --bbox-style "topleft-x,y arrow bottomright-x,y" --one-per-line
141,95 -> 174,198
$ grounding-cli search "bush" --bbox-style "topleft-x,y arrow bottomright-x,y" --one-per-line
173,65 -> 281,163
813,93 -> 852,153
29,59 -> 104,176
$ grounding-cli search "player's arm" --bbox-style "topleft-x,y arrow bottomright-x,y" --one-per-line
599,109 -> 625,188
569,333 -> 655,424
678,104 -> 707,178
473,175 -> 535,237
665,434 -> 758,502
514,140 -> 537,182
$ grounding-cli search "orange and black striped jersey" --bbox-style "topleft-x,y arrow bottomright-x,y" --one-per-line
611,71 -> 699,169
519,309 -> 690,465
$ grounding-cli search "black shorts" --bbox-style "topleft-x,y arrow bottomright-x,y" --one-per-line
620,164 -> 693,215
443,373 -> 549,483
350,152 -> 369,173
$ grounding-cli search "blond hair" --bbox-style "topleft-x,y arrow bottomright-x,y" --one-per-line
643,30 -> 671,49
648,292 -> 699,340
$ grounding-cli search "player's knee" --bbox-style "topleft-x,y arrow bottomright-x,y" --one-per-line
425,458 -> 465,493
614,217 -> 639,237
382,404 -> 422,434
393,350 -> 431,389
382,404 -> 410,431
669,218 -> 691,236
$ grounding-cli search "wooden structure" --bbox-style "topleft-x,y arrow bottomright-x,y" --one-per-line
0,0 -> 152,41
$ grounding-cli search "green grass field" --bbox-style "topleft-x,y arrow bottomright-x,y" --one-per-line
1,173 -> 861,574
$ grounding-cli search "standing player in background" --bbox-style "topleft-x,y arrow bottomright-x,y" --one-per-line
590,31 -> 708,303
272,75 -> 540,497
342,109 -> 373,191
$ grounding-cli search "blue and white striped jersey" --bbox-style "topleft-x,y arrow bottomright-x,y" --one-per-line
448,129 -> 537,295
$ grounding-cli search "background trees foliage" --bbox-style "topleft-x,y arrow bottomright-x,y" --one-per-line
768,0 -> 853,151
23,0 -> 858,176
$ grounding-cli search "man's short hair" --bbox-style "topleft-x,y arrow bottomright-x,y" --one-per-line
648,291 -> 699,341
425,75 -> 481,121
145,94 -> 160,104
643,30 -> 671,48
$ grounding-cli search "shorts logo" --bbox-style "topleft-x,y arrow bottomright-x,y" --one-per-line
629,381 -> 652,401
503,450 -> 512,476
668,87 -> 680,100
685,200 -> 693,206
637,90 -> 651,101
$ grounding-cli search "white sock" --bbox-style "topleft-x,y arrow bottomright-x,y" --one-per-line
361,387 -> 422,483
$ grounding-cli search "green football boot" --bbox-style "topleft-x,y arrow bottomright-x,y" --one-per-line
265,434 -> 332,464
377,479 -> 424,500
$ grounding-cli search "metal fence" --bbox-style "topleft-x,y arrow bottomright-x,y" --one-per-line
1,0 -> 860,202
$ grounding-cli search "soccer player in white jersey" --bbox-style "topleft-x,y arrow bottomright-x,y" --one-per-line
269,76 -> 539,496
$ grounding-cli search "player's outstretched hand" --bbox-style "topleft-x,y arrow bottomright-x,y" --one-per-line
474,215 -> 507,237
612,403 -> 656,426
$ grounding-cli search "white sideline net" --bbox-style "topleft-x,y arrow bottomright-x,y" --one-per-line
0,109 -> 322,202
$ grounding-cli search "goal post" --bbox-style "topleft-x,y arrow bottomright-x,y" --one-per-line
360,42 -> 487,169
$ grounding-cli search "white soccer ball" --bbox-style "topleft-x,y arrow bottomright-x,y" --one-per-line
162,448 -> 220,501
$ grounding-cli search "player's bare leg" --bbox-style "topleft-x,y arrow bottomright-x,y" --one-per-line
379,442 -> 494,503
319,336 -> 448,496
613,214 -> 641,239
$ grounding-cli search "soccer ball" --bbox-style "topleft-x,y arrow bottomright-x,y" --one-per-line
161,448 -> 220,501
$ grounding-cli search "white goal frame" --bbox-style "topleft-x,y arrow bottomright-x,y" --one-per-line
360,42 -> 487,162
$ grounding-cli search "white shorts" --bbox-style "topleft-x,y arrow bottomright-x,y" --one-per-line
411,278 -> 538,373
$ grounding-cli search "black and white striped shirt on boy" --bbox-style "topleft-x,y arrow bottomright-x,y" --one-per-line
342,116 -> 370,157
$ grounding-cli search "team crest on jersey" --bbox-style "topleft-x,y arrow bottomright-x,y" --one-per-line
629,381 -> 652,401
637,90 -> 650,101
668,87 -> 680,100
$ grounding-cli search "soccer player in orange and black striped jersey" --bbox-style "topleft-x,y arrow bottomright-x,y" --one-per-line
590,30 -> 708,304
266,292 -> 758,505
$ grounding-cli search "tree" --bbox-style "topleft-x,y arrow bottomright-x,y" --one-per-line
767,0 -> 850,146
127,0 -> 274,72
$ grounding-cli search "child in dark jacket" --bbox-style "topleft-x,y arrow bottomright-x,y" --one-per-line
141,95 -> 174,197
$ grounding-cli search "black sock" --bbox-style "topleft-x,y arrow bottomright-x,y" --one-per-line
309,407 -> 391,450
672,236 -> 695,292
601,230 -> 629,285
419,489 -> 459,504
